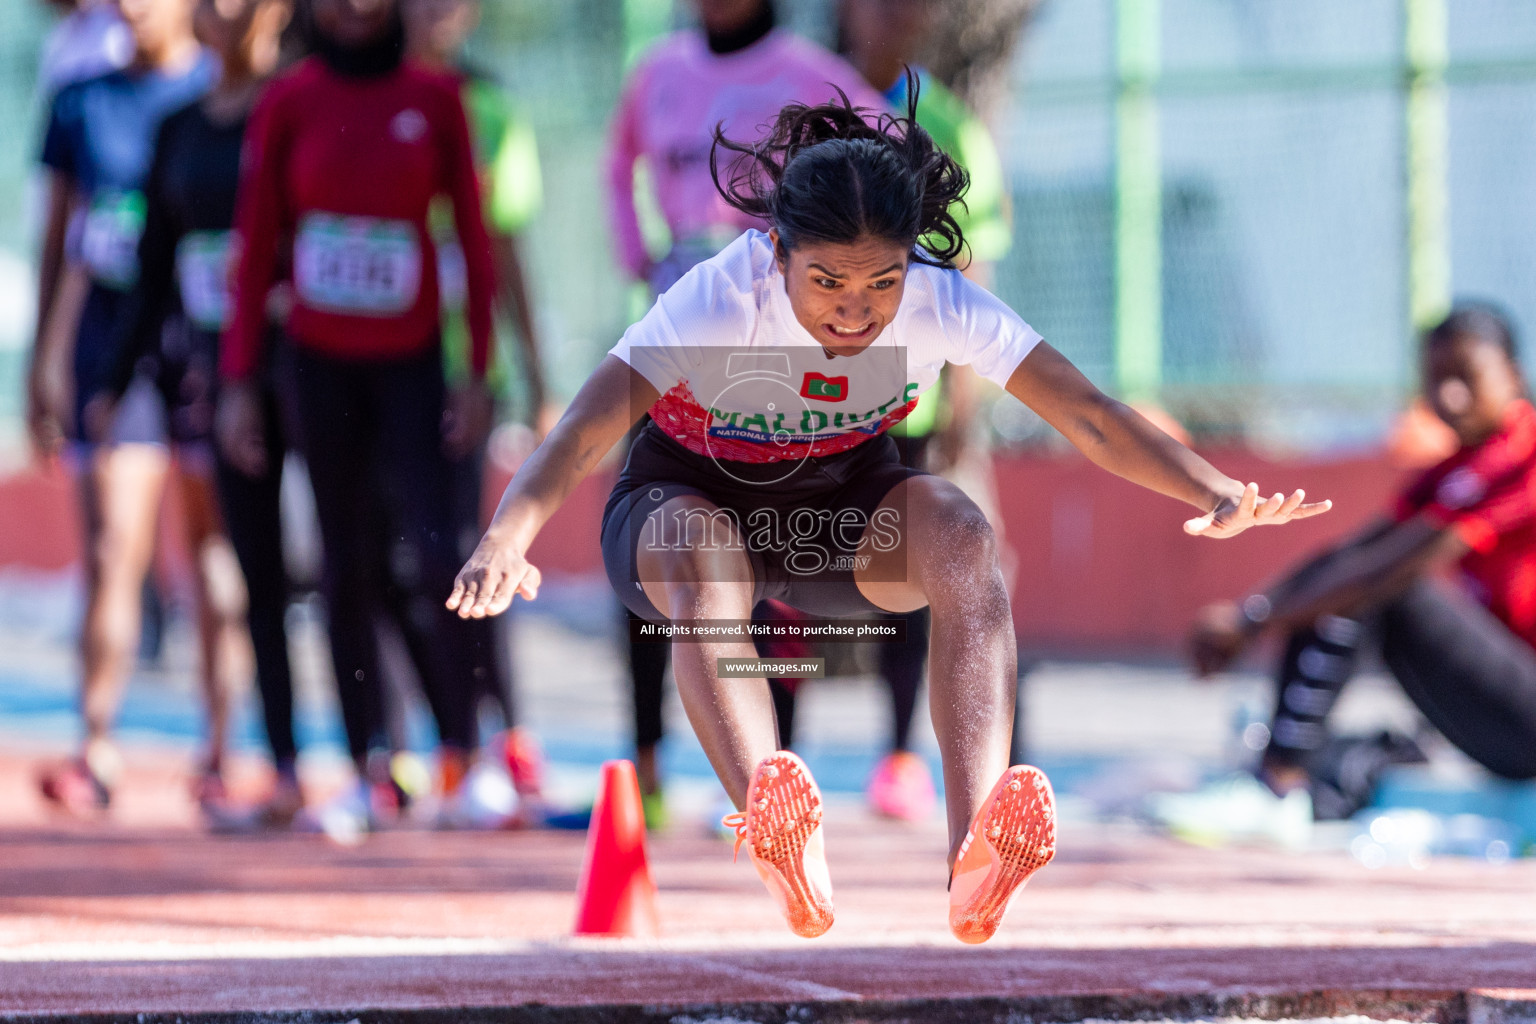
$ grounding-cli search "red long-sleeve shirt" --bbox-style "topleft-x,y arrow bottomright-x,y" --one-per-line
222,58 -> 494,380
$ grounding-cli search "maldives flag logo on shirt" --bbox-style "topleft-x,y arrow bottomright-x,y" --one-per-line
801,372 -> 849,402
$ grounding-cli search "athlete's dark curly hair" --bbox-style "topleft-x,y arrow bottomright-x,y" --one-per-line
1425,302 -> 1520,361
709,69 -> 971,269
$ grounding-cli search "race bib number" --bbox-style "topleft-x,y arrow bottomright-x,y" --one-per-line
435,235 -> 468,312
294,213 -> 421,316
175,231 -> 234,332
80,190 -> 146,290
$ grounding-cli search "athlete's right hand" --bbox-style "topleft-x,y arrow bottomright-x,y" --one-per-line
26,353 -> 70,461
216,381 -> 268,478
447,535 -> 542,618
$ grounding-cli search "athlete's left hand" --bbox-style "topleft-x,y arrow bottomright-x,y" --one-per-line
1183,482 -> 1331,539
443,380 -> 494,460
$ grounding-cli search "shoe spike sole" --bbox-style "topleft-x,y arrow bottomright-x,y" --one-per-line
745,753 -> 833,938
952,765 -> 1056,944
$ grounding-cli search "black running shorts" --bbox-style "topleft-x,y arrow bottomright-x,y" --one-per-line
602,420 -> 924,621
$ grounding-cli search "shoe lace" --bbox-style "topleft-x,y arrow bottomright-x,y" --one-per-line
721,810 -> 749,862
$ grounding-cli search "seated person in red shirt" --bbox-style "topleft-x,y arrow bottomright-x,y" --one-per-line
1191,304 -> 1536,812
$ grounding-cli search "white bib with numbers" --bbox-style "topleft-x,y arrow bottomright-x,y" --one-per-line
293,213 -> 422,317
80,190 -> 147,290
175,230 -> 234,332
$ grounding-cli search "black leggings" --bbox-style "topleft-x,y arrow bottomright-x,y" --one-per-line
215,381 -> 296,764
292,344 -> 478,762
1267,579 -> 1536,781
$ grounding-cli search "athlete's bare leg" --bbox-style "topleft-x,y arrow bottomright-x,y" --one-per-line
175,463 -> 246,781
636,494 -> 778,808
79,443 -> 172,763
855,475 -> 1016,868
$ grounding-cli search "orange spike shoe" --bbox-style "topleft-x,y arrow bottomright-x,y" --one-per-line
722,751 -> 834,938
948,764 -> 1056,944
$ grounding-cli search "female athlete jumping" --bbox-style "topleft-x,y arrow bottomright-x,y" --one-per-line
449,85 -> 1330,942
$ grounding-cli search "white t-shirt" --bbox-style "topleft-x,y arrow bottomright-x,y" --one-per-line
610,229 -> 1042,464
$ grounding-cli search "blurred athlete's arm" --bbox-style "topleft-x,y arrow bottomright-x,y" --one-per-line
27,170 -> 80,457
603,67 -> 652,281
448,355 -> 659,617
1005,341 -> 1331,538
1190,516 -> 1466,676
490,232 -> 551,433
482,101 -> 551,430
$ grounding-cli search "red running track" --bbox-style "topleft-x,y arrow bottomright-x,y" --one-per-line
1,753 -> 1534,1020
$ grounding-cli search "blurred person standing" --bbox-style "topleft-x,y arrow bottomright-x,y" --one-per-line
219,0 -> 498,835
87,0 -> 304,827
604,0 -> 885,825
402,0 -> 551,814
835,0 -> 1017,822
1187,305 -> 1536,825
37,0 -> 132,98
27,0 -> 221,815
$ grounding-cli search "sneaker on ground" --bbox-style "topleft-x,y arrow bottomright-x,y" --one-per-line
389,750 -> 434,817
437,761 -> 519,830
1146,772 -> 1313,850
866,750 -> 937,822
295,780 -> 373,846
205,774 -> 307,835
37,758 -> 112,817
948,764 -> 1057,945
641,789 -> 669,832
256,772 -> 306,829
501,727 -> 546,798
721,751 -> 834,939
191,764 -> 229,812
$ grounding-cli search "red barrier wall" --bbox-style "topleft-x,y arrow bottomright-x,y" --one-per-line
991,452 -> 1404,656
2,451 -> 1404,656
0,467 -> 81,573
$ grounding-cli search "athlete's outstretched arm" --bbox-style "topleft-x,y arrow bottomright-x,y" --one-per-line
447,355 -> 659,618
1004,342 -> 1330,538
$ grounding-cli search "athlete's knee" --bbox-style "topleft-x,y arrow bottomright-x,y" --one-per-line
653,547 -> 749,595
195,539 -> 248,624
87,528 -> 151,596
928,500 -> 999,566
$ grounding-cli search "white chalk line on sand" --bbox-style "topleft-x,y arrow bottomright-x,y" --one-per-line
664,955 -> 859,1001
0,927 -> 1519,965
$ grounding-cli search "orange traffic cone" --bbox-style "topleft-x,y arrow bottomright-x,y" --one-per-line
573,759 -> 660,936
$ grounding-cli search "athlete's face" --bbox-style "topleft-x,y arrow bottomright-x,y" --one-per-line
313,0 -> 396,48
695,0 -> 768,37
403,0 -> 476,61
774,231 -> 909,357
194,0 -> 287,62
1424,332 -> 1525,446
841,0 -> 932,66
116,0 -> 197,54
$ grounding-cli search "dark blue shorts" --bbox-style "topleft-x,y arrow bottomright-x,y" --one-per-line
72,287 -> 215,458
